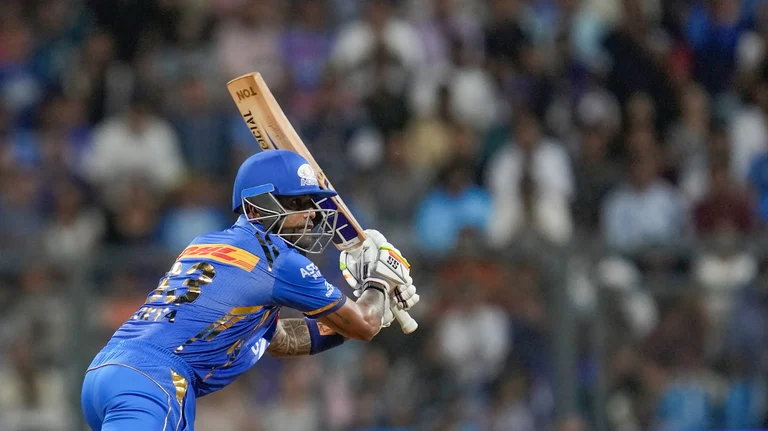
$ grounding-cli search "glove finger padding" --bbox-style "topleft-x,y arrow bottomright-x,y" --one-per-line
363,229 -> 388,247
402,294 -> 420,310
392,284 -> 419,310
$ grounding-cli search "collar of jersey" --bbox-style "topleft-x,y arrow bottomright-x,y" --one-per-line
234,214 -> 303,257
234,214 -> 266,235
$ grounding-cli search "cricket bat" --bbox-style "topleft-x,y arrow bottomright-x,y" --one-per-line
227,72 -> 418,334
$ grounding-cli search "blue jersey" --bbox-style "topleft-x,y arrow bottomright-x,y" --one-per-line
96,215 -> 346,397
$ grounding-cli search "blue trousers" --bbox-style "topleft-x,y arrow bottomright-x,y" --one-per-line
81,341 -> 197,431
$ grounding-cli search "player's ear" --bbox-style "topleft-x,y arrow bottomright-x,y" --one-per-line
243,204 -> 260,219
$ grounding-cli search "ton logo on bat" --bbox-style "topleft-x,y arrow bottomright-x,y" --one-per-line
236,87 -> 258,101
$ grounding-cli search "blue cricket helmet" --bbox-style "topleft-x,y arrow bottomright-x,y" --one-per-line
232,150 -> 337,213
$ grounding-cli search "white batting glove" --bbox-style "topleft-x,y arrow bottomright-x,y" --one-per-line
339,230 -> 412,290
392,284 -> 420,311
360,230 -> 419,310
341,230 -> 418,328
353,283 -> 420,310
354,283 -> 420,328
362,229 -> 388,249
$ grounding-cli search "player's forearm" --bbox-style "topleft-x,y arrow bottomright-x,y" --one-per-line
317,280 -> 387,341
319,288 -> 385,341
353,288 -> 386,339
266,319 -> 312,357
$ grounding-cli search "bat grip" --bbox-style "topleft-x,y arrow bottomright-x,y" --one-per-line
394,307 -> 418,334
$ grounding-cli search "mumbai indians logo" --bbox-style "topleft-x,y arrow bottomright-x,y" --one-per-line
297,163 -> 318,187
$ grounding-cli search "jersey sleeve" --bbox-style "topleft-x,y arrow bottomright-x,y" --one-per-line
272,252 -> 347,318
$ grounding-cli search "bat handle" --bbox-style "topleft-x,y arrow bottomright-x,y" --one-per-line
394,308 -> 418,334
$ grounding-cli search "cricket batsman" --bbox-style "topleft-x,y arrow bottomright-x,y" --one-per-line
81,150 -> 419,430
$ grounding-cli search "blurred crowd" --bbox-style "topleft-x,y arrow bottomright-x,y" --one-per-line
3,0 -> 768,430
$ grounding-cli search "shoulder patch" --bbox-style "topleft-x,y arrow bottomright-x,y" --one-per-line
178,244 -> 260,271
299,262 -> 322,280
273,250 -> 326,285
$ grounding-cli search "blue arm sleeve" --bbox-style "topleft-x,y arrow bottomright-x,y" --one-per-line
272,252 -> 347,318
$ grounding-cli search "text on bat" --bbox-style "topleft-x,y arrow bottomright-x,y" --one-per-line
243,110 -> 269,150
236,87 -> 257,101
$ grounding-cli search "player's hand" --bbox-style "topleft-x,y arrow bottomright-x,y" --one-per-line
359,288 -> 400,328
392,283 -> 419,311
340,230 -> 412,290
360,229 -> 418,317
353,283 -> 419,308
354,283 -> 420,328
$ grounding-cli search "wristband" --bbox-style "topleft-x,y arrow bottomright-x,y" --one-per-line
305,317 -> 345,355
362,277 -> 389,295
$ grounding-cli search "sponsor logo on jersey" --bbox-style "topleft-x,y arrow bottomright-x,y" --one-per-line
324,281 -> 335,297
300,262 -> 321,280
178,244 -> 260,271
297,163 -> 318,187
250,338 -> 269,361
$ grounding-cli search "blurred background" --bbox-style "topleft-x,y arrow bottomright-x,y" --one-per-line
4,0 -> 768,430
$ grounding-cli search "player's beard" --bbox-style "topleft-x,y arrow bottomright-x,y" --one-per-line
282,227 -> 315,250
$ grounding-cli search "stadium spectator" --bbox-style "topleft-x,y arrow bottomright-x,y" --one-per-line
405,84 -> 460,171
159,177 -> 229,253
648,306 -> 720,431
331,0 -> 424,98
696,158 -> 755,235
434,276 -> 510,389
486,368 -> 536,431
0,21 -> 44,129
602,138 -> 687,254
281,0 -> 335,102
61,29 -> 117,125
685,0 -> 746,96
0,266 -> 70,431
573,125 -> 623,233
730,68 -> 768,182
103,181 -> 162,246
193,379 -> 256,431
369,132 -> 432,251
414,157 -> 491,254
215,0 -> 285,91
167,75 -> 232,177
0,167 -> 44,253
664,83 -> 712,202
42,179 -> 105,265
261,358 -> 323,431
486,111 -> 574,246
84,87 -> 185,204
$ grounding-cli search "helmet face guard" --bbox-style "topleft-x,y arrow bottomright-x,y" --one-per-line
241,185 -> 338,254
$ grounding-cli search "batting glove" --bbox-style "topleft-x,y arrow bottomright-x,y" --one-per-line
339,230 -> 412,290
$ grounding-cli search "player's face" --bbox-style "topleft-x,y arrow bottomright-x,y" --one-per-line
277,195 -> 317,231
276,195 -> 320,250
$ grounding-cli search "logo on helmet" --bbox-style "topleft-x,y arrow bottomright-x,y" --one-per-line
297,163 -> 318,187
